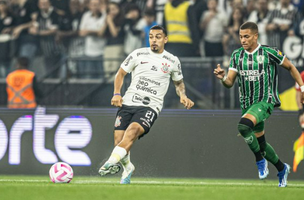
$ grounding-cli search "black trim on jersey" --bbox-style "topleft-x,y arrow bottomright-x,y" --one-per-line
268,52 -> 281,64
248,54 -> 254,105
258,48 -> 264,102
239,50 -> 246,109
232,51 -> 237,71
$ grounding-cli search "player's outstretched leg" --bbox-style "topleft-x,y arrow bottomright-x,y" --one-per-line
277,163 -> 290,187
120,153 -> 135,184
256,158 -> 269,179
98,146 -> 127,176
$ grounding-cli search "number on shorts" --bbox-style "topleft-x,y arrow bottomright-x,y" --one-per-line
145,110 -> 155,122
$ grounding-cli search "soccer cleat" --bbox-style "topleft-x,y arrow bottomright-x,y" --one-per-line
256,158 -> 269,180
277,163 -> 290,187
120,163 -> 135,184
98,162 -> 121,176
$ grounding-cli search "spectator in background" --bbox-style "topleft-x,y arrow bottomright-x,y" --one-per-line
192,0 -> 208,26
6,57 -> 42,108
163,0 -> 200,57
0,0 -> 15,78
223,7 -> 244,56
50,0 -> 70,16
56,0 -> 85,78
29,0 -> 65,78
232,0 -> 244,10
244,0 -> 255,18
10,0 -> 39,62
142,8 -> 157,47
123,3 -> 146,55
99,1 -> 125,82
79,0 -> 106,79
200,0 -> 227,57
217,0 -> 233,16
146,0 -> 167,25
248,0 -> 269,45
266,0 -> 300,50
119,0 -> 148,15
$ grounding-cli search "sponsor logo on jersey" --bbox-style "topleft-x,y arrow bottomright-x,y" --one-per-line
136,79 -> 158,95
177,64 -> 182,75
132,94 -> 151,105
114,116 -> 122,127
137,52 -> 150,56
139,76 -> 160,86
161,63 -> 170,73
240,69 -> 265,81
141,61 -> 148,64
162,55 -> 175,64
151,65 -> 157,71
124,56 -> 133,66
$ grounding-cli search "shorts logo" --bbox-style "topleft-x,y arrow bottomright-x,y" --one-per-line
142,122 -> 149,127
161,63 -> 170,73
115,116 -> 122,127
244,136 -> 253,144
140,118 -> 151,128
258,108 -> 262,112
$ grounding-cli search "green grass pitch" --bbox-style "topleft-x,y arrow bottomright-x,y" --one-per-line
1,176 -> 304,200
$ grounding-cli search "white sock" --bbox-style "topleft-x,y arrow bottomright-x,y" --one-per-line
120,152 -> 131,170
107,146 -> 127,164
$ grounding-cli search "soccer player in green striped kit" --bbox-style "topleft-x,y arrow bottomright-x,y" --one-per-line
214,21 -> 304,187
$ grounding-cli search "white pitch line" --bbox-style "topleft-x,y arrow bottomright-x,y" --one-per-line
1,179 -> 304,187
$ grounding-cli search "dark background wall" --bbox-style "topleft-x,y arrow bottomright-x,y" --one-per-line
0,108 -> 303,180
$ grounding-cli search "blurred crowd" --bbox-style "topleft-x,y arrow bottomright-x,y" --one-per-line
0,0 -> 304,79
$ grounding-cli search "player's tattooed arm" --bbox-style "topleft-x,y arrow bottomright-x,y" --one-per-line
173,79 -> 186,97
174,79 -> 194,109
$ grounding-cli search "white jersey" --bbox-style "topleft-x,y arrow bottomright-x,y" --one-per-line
121,47 -> 183,114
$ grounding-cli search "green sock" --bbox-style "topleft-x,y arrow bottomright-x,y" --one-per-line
261,142 -> 279,165
238,124 -> 260,153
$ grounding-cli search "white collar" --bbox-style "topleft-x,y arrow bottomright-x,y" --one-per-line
245,44 -> 261,55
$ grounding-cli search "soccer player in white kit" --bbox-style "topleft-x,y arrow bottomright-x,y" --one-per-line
98,25 -> 194,184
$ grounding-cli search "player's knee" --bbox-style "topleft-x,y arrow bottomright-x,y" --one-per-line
238,118 -> 254,137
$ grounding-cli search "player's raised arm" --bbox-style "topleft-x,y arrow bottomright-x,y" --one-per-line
213,64 -> 237,88
111,68 -> 127,107
173,79 -> 194,109
281,57 -> 304,104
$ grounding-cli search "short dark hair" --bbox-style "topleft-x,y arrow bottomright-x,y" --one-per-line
150,25 -> 167,36
240,21 -> 259,33
144,8 -> 155,17
17,57 -> 29,68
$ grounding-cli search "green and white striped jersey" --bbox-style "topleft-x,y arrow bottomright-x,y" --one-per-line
229,44 -> 285,110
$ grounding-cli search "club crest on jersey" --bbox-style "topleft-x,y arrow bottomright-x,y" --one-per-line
114,116 -> 122,127
161,63 -> 170,73
257,55 -> 264,64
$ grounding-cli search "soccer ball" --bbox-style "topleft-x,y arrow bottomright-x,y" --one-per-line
49,162 -> 74,183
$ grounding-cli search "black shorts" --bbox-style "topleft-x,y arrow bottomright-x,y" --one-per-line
114,105 -> 158,138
